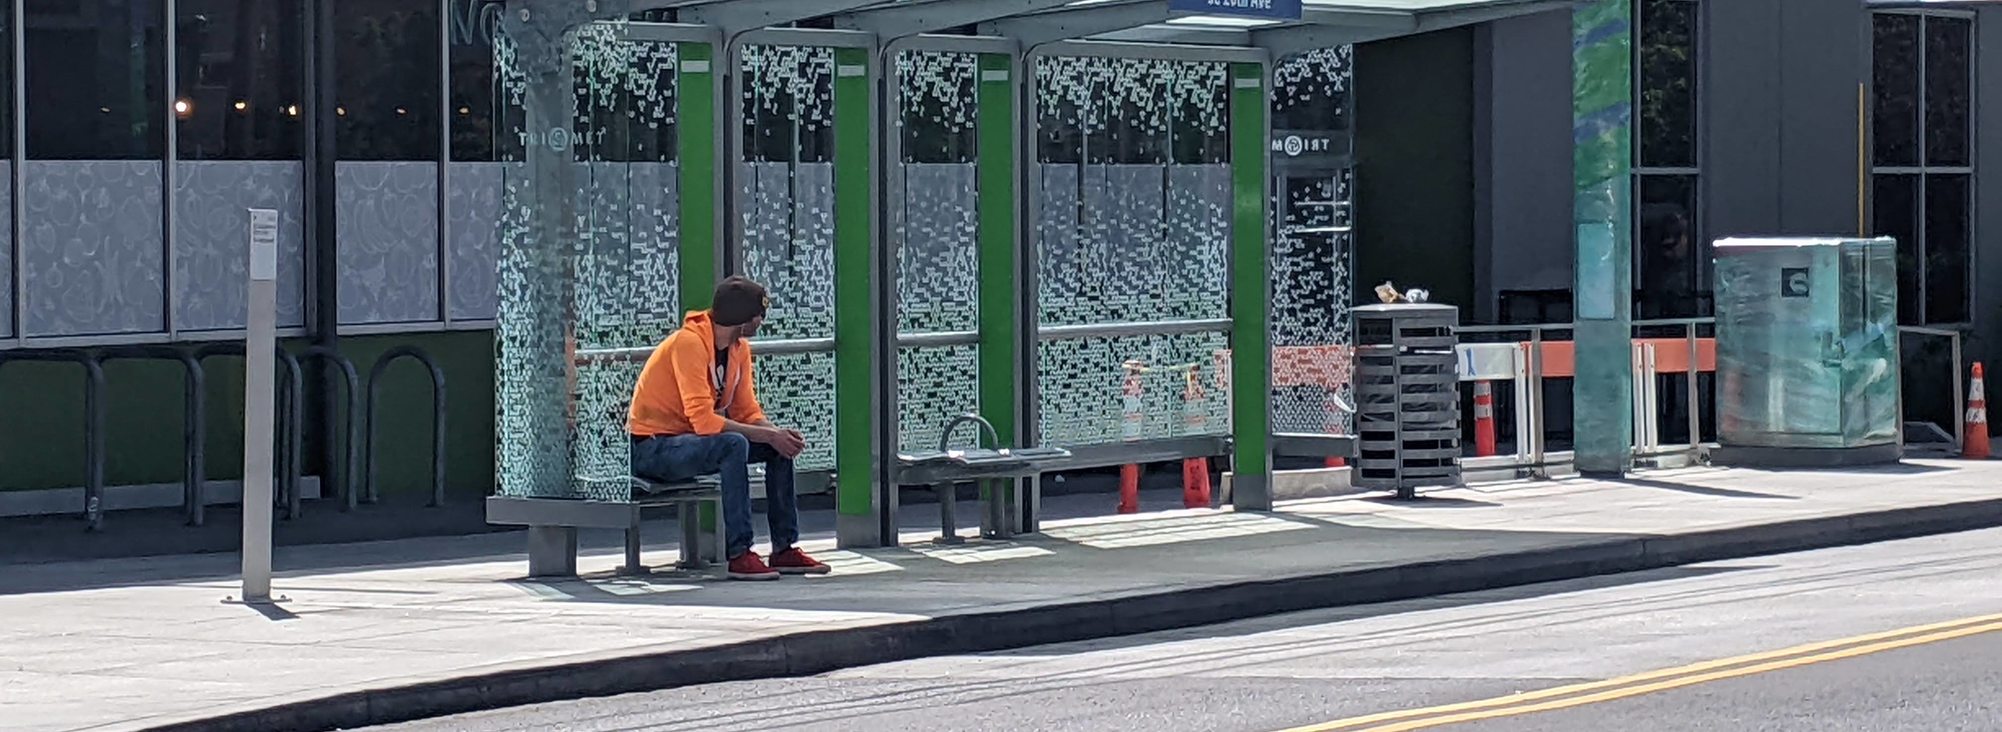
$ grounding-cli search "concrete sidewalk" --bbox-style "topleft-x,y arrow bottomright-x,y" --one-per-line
5,461 -> 1999,732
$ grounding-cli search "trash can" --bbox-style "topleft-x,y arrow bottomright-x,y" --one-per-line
1353,304 -> 1463,498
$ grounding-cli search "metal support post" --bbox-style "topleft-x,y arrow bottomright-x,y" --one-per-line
934,480 -> 963,545
1685,323 -> 1701,454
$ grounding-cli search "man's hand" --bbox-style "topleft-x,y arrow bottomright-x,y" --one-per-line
762,426 -> 806,460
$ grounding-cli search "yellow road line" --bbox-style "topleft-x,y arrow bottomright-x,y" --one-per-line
1281,612 -> 2002,732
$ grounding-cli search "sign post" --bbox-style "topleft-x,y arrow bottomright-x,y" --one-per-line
1168,0 -> 1303,21
231,208 -> 284,605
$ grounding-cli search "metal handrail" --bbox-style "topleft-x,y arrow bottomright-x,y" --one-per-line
1038,318 -> 1233,341
366,346 -> 448,507
0,350 -> 107,531
93,346 -> 207,526
299,347 -> 364,511
896,329 -> 982,348
572,335 -> 838,362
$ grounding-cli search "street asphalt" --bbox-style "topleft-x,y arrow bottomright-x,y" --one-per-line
363,525 -> 2002,732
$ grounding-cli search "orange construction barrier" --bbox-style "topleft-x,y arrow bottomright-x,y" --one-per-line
1966,363 -> 1990,460
1472,380 -> 1497,457
1181,370 -> 1213,508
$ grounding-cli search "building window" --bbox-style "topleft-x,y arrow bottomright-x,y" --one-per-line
336,1 -> 440,161
1873,11 -> 1974,326
448,0 -> 508,162
175,1 -> 304,160
1633,0 -> 1702,319
27,0 -> 166,159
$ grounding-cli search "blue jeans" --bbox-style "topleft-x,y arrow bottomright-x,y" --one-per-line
631,433 -> 798,559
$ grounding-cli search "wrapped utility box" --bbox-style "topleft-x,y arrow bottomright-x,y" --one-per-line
1711,237 -> 1902,466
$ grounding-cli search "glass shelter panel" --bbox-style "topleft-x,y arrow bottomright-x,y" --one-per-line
893,50 -> 981,455
495,20 -> 682,499
1032,56 -> 1232,448
1269,47 -> 1357,437
739,44 -> 837,472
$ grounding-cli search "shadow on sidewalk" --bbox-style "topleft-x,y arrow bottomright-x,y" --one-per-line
0,478 -> 1197,597
499,563 -> 1779,732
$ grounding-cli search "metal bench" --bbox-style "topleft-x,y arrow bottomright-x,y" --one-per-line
486,476 -> 744,578
892,414 -> 1072,546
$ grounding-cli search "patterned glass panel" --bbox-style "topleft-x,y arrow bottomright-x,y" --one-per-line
894,51 -> 981,454
496,20 -> 680,499
739,44 -> 838,472
1032,57 -> 1232,448
1270,48 -> 1357,437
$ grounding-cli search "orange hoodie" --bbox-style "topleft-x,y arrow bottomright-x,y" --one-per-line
626,310 -> 766,437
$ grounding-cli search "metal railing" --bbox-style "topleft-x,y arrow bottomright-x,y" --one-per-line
1449,318 -> 1971,474
2,342 -> 441,528
301,346 -> 365,511
96,346 -> 208,526
0,351 -> 108,530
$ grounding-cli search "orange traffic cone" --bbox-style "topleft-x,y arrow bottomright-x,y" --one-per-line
1473,380 -> 1498,457
1965,363 -> 1990,460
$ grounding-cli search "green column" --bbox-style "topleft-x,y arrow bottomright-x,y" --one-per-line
976,53 -> 1018,446
678,41 -> 720,536
832,48 -> 877,542
1572,0 -> 1635,475
1228,62 -> 1272,510
677,42 -> 718,311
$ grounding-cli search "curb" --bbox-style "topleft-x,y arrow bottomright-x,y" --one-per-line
147,497 -> 2002,732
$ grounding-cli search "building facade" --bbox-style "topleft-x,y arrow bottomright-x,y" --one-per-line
0,0 -> 1994,519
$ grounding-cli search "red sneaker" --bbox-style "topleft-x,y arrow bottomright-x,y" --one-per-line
769,548 -> 831,575
727,551 -> 780,581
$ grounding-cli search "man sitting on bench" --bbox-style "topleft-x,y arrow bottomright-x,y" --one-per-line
627,277 -> 829,580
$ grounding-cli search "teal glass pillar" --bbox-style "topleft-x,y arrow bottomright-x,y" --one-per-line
1572,0 -> 1634,476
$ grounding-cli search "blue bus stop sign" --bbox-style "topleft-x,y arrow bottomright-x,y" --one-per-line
1168,0 -> 1304,21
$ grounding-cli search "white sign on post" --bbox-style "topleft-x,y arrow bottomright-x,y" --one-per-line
232,208 -> 283,605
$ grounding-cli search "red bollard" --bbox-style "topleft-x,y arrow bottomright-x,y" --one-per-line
1966,363 -> 1990,460
1118,464 -> 1141,514
1473,380 -> 1497,458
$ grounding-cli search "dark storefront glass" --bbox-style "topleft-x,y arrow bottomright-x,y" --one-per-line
1922,174 -> 1970,324
26,0 -> 165,159
1923,16 -> 1972,168
449,0 -> 508,161
1637,0 -> 1696,169
174,0 -> 303,160
1872,14 -> 1921,168
1871,174 -> 1920,325
1636,175 -> 1699,318
336,0 -> 440,161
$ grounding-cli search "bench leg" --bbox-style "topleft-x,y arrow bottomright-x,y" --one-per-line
712,498 -> 727,568
935,481 -> 964,545
677,503 -> 705,570
619,524 -> 649,576
526,526 -> 578,578
980,479 -> 1011,540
